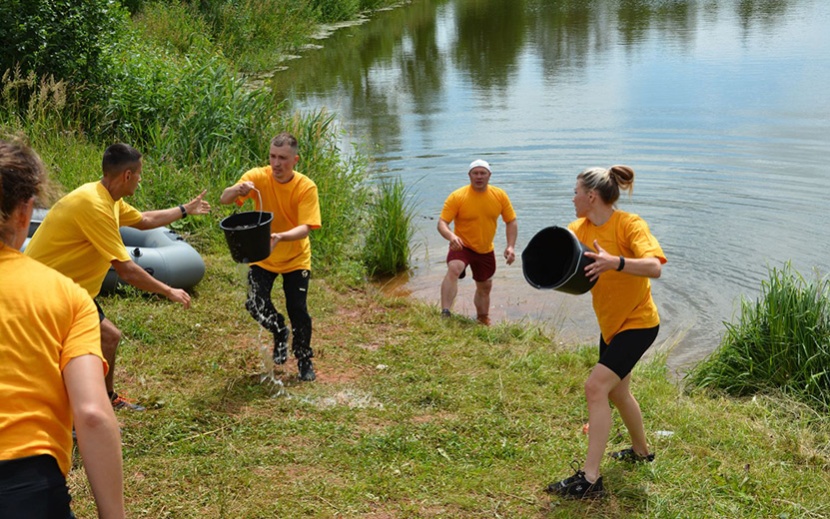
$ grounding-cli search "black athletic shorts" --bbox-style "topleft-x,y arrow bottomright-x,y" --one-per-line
0,454 -> 74,518
598,325 -> 660,379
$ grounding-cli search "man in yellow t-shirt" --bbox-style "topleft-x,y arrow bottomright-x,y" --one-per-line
1,138 -> 124,517
438,159 -> 518,325
220,132 -> 322,381
25,143 -> 211,411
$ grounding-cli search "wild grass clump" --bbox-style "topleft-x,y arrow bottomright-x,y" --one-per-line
0,68 -> 71,137
192,0 -> 318,72
362,176 -> 417,277
687,263 -> 830,410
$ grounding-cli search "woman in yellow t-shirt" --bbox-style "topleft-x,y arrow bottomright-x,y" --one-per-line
546,165 -> 667,499
0,137 -> 125,518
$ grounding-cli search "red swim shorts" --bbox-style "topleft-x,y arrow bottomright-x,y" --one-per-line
447,247 -> 496,282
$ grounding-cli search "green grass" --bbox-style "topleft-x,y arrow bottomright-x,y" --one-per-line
687,264 -> 830,410
362,175 -> 418,277
63,253 -> 830,518
6,4 -> 830,515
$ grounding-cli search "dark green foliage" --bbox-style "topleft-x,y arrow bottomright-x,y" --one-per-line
102,38 -> 271,168
687,264 -> 830,410
0,0 -> 127,99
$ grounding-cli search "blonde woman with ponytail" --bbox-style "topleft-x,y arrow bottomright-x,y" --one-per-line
546,165 -> 666,499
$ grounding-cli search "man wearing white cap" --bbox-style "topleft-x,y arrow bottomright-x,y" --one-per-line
437,159 -> 517,325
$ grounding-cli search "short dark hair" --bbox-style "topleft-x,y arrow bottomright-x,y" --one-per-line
0,136 -> 46,226
102,143 -> 142,178
270,132 -> 298,154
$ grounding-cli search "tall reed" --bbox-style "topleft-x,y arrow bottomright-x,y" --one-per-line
362,176 -> 417,277
687,263 -> 830,410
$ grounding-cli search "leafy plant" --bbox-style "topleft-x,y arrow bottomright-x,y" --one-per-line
0,0 -> 127,104
687,263 -> 830,410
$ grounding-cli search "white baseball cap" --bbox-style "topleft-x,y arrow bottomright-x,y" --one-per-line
468,159 -> 491,173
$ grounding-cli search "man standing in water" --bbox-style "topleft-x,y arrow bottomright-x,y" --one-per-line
25,143 -> 211,411
438,159 -> 517,325
220,132 -> 321,381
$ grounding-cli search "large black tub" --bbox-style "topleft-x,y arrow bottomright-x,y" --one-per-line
522,226 -> 597,295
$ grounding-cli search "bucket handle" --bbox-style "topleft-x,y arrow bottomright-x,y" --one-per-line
227,186 -> 266,226
251,187 -> 265,227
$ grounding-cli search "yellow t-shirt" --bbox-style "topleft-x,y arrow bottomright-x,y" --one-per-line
232,167 -> 321,273
0,245 -> 107,476
440,185 -> 516,254
24,181 -> 142,298
568,211 -> 667,343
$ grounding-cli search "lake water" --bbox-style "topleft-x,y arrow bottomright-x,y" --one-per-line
272,0 -> 830,372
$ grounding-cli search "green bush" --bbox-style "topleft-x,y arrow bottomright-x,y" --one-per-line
102,37 -> 271,169
0,0 -> 127,100
687,264 -> 830,410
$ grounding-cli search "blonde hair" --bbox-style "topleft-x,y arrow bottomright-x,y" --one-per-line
577,165 -> 635,205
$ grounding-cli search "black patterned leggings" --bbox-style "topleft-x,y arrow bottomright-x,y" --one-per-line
246,266 -> 313,360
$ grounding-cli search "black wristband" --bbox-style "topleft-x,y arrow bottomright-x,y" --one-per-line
617,256 -> 625,271
178,204 -> 187,218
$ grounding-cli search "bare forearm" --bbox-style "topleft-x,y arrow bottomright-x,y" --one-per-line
221,181 -> 257,205
275,225 -> 311,242
505,219 -> 518,248
619,256 -> 662,278
113,260 -> 173,296
75,414 -> 125,519
133,207 -> 182,229
65,356 -> 125,519
437,219 -> 454,241
135,190 -> 210,229
221,184 -> 245,204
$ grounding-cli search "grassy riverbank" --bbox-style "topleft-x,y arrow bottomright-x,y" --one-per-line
5,2 -> 829,517
63,253 -> 830,519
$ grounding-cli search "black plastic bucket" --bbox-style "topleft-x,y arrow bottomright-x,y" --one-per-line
522,226 -> 597,295
219,211 -> 274,263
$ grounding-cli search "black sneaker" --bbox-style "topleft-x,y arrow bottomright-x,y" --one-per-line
273,327 -> 289,365
441,308 -> 452,318
545,462 -> 604,499
298,358 -> 316,382
610,448 -> 654,463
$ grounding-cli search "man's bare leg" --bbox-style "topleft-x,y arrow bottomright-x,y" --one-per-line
473,278 -> 492,325
440,260 -> 466,314
100,318 -> 121,395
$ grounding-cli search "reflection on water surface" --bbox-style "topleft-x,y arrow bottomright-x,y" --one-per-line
274,0 -> 830,371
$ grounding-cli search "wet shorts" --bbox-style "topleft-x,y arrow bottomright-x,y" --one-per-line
598,325 -> 660,379
447,247 -> 496,282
